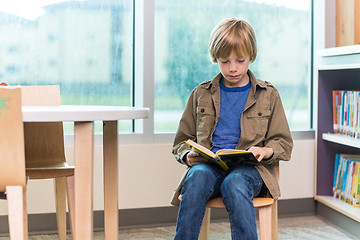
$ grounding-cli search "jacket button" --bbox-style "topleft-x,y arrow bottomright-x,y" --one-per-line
258,112 -> 262,116
201,108 -> 205,113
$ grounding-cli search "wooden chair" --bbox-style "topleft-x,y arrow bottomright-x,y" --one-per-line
0,86 -> 27,240
180,162 -> 279,240
21,85 -> 74,240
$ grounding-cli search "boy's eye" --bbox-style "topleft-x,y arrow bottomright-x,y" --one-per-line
237,59 -> 245,62
220,60 -> 229,63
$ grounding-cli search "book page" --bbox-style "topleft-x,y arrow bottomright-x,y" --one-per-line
216,149 -> 249,155
185,139 -> 216,158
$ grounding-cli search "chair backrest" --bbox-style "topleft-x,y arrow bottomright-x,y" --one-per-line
0,87 -> 26,191
21,85 -> 66,168
21,85 -> 61,106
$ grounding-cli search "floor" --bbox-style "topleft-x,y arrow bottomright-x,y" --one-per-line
0,215 -> 357,240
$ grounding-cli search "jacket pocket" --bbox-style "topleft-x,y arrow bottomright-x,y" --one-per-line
244,106 -> 271,138
196,105 -> 215,140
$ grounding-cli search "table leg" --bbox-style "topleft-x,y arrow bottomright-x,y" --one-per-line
103,121 -> 119,240
74,122 -> 94,240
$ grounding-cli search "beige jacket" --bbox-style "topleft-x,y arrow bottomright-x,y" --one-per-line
171,70 -> 293,206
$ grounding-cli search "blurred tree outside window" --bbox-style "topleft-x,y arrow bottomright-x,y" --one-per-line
0,0 -> 133,133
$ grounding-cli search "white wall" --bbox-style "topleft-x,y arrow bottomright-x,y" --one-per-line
0,138 -> 314,215
279,139 -> 315,199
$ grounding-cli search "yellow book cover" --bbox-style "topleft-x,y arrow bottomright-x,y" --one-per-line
185,139 -> 259,171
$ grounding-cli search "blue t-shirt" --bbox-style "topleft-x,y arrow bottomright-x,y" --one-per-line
211,78 -> 251,153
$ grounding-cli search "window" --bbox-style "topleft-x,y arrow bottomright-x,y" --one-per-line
0,0 -> 133,132
154,0 -> 311,132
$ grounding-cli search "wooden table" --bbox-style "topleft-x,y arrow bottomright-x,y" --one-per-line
22,105 -> 149,240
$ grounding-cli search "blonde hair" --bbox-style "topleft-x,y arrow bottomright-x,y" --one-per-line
209,18 -> 257,63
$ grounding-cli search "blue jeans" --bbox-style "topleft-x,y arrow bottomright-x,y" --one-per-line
174,163 -> 263,240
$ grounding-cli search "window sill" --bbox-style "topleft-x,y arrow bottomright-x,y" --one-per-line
64,129 -> 315,147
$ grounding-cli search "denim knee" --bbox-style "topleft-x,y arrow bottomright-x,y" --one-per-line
182,164 -> 221,198
221,173 -> 251,197
221,165 -> 263,201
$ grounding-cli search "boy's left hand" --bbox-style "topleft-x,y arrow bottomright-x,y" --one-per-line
248,146 -> 274,162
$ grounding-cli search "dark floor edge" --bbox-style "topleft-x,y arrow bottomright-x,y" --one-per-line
0,198 -> 316,235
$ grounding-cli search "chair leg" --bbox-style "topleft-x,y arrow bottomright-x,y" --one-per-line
6,186 -> 25,240
66,175 -> 75,238
258,204 -> 272,240
54,177 -> 67,240
199,207 -> 211,240
23,187 -> 28,240
271,201 -> 278,240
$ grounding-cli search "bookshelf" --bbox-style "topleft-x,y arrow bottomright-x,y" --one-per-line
313,0 -> 360,236
315,64 -> 360,224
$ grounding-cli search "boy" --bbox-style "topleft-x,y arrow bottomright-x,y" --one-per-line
171,18 -> 293,239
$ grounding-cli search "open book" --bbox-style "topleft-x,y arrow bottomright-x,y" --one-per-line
185,139 -> 259,171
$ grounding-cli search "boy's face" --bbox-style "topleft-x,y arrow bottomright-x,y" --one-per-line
217,51 -> 250,88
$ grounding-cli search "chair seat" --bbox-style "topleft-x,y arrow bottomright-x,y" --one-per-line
26,161 -> 74,169
206,196 -> 274,208
26,165 -> 74,179
178,195 -> 274,209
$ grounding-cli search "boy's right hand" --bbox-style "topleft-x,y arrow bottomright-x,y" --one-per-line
185,150 -> 209,167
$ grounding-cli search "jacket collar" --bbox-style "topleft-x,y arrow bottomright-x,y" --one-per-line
248,70 -> 267,89
202,70 -> 266,94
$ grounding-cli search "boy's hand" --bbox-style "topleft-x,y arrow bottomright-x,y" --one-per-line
185,150 -> 209,166
248,146 -> 274,162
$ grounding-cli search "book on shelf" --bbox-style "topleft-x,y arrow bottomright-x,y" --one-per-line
332,153 -> 360,207
332,90 -> 360,138
184,139 -> 259,171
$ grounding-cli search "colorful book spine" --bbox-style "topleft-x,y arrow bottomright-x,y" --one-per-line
332,154 -> 360,207
332,90 -> 360,139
